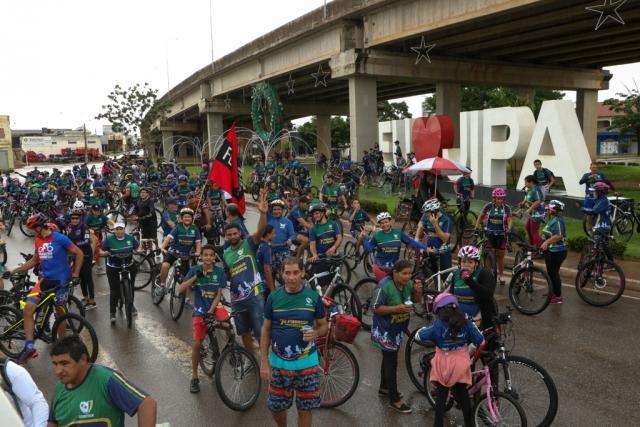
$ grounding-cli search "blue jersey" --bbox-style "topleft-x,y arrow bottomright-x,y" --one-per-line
365,229 -> 426,269
455,176 -> 474,199
417,318 -> 483,351
168,224 -> 201,255
255,241 -> 272,279
35,232 -> 74,284
287,205 -> 309,234
185,264 -> 226,316
267,214 -> 296,250
420,212 -> 453,251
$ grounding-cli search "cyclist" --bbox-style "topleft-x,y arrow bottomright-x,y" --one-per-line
582,182 -> 612,235
135,187 -> 158,246
267,199 -> 296,269
158,207 -> 202,290
160,199 -> 179,237
122,174 -> 139,212
65,209 -> 98,310
444,245 -> 497,328
178,244 -> 226,393
101,222 -> 142,323
541,200 -> 568,305
169,175 -> 192,207
347,199 -> 371,256
520,175 -> 545,248
287,196 -> 312,258
265,155 -> 277,177
225,203 -> 249,240
257,224 -> 276,299
308,203 -> 342,287
531,159 -> 555,199
476,188 -> 512,285
319,174 -> 347,214
364,212 -> 427,282
266,180 -> 283,205
85,203 -> 112,273
454,170 -> 475,211
9,213 -> 84,363
579,162 -> 614,194
414,199 -> 453,273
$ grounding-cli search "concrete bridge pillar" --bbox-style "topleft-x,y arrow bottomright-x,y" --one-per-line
435,82 -> 461,148
576,89 -> 598,160
162,131 -> 173,161
316,115 -> 331,159
206,112 -> 224,160
348,76 -> 377,162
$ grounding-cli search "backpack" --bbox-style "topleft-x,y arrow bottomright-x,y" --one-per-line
0,357 -> 23,418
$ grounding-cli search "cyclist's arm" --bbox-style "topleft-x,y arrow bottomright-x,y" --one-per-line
159,234 -> 173,251
526,200 -> 540,215
178,274 -> 198,294
69,244 -> 84,278
313,315 -> 328,339
430,219 -> 450,243
194,240 -> 202,257
263,264 -> 275,292
400,232 -> 427,250
259,319 -> 272,380
136,397 -> 157,427
414,221 -> 425,240
11,252 -> 39,274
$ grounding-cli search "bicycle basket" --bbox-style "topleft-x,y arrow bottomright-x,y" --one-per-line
333,314 -> 361,343
395,199 -> 413,221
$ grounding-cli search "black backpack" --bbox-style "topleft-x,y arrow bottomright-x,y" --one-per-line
0,357 -> 23,418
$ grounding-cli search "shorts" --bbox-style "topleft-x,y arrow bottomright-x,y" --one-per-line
267,366 -> 321,412
192,316 -> 207,341
232,296 -> 264,338
485,232 -> 507,250
26,279 -> 69,306
163,251 -> 185,265
140,221 -> 157,240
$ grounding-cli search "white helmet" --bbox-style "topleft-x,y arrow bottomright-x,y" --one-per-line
376,212 -> 392,223
422,199 -> 441,213
73,200 -> 85,210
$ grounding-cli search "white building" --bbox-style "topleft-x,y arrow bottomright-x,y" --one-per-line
21,130 -> 102,156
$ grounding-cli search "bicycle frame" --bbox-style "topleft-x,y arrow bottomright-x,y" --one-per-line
2,290 -> 67,342
467,367 -> 501,423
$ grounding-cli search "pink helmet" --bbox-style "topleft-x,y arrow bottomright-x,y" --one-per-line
458,245 -> 480,260
433,292 -> 459,312
492,187 -> 507,198
592,182 -> 610,193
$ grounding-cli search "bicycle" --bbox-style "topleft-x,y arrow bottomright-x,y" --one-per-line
582,194 -> 639,242
448,195 -> 478,251
470,229 -> 498,284
341,227 -> 375,277
575,233 -> 625,307
305,256 -> 360,323
0,280 -> 99,362
509,245 -> 553,315
107,253 -> 136,328
132,237 -> 162,291
198,301 -> 261,411
153,254 -> 196,321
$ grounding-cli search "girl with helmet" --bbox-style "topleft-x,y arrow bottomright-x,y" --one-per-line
445,245 -> 497,328
157,207 -> 202,290
416,292 -> 484,426
414,198 -> 453,273
363,211 -> 427,282
476,187 -> 512,285
520,175 -> 545,248
582,182 -> 612,235
371,260 -> 423,414
541,200 -> 568,305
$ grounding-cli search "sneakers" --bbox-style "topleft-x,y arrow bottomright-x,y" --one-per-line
84,301 -> 97,310
110,314 -> 116,324
389,401 -> 412,414
18,347 -> 38,364
190,378 -> 200,393
378,389 -> 403,399
550,296 -> 564,305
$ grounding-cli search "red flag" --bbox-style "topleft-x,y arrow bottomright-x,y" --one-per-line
208,123 -> 246,215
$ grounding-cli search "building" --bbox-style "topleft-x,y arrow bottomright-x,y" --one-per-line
20,128 -> 102,156
100,125 -> 127,154
0,116 -> 15,171
596,102 -> 637,156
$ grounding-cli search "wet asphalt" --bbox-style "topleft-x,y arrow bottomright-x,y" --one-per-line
5,207 -> 640,427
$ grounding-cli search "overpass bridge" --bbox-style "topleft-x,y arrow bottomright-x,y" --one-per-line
151,0 -> 639,161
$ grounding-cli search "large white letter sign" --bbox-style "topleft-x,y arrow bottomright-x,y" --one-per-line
444,110 -> 484,183
517,100 -> 592,198
482,107 -> 535,186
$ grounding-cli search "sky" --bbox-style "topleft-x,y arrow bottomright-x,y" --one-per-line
1,0 -> 638,134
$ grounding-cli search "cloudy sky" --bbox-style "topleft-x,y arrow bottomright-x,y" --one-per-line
1,0 -> 638,133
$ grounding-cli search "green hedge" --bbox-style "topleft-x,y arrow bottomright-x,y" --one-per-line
360,200 -> 389,215
567,235 -> 626,256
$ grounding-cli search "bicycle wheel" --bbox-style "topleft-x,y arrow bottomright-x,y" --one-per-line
342,241 -> 358,272
575,260 -> 625,307
353,278 -> 376,330
214,345 -> 261,411
613,213 -> 633,242
151,275 -> 165,305
406,327 -> 435,393
169,277 -> 186,321
330,285 -> 361,323
317,340 -> 360,408
134,254 -> 154,290
0,305 -> 25,358
67,295 -> 86,318
122,279 -> 134,328
0,290 -> 11,307
363,250 -> 374,277
199,330 -> 222,377
19,218 -> 35,237
508,266 -> 552,315
489,355 -> 558,427
155,208 -> 163,229
6,213 -> 15,236
52,313 -> 99,362
474,391 -> 527,427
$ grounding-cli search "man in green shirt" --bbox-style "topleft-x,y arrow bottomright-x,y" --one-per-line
319,175 -> 347,212
48,335 -> 157,427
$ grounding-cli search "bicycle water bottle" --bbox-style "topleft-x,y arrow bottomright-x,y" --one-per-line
154,251 -> 163,264
315,284 -> 322,296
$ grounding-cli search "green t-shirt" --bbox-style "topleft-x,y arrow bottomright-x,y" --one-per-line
126,182 -> 140,199
223,239 -> 263,303
50,364 -> 148,427
309,220 -> 340,256
320,183 -> 341,205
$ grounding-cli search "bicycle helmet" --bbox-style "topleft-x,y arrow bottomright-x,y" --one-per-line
26,213 -> 48,229
309,203 -> 327,214
270,199 -> 287,208
421,199 -> 441,213
73,200 -> 85,210
592,182 -> 610,193
457,245 -> 480,260
492,187 -> 507,198
179,207 -> 194,217
47,222 -> 59,232
546,199 -> 565,213
178,175 -> 188,182
376,212 -> 392,223
70,209 -> 84,217
167,174 -> 176,180
433,292 -> 459,312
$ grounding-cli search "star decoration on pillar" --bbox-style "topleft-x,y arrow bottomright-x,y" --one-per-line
286,73 -> 295,95
311,64 -> 330,88
410,35 -> 436,65
586,0 -> 627,31
224,95 -> 231,111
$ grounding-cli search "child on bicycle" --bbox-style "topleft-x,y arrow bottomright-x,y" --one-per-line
346,199 -> 370,256
178,244 -> 226,394
417,293 -> 484,427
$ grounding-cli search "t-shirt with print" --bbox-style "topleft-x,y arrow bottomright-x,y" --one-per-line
481,203 -> 512,233
168,223 -> 201,255
264,286 -> 325,370
542,216 -> 567,252
223,239 -> 264,303
420,212 -> 453,251
367,229 -> 426,269
455,176 -> 474,199
287,205 -> 309,234
49,364 -> 148,427
417,318 -> 484,351
371,278 -> 415,351
35,232 -> 74,284
449,268 -> 483,317
126,182 -> 140,199
525,187 -> 546,222
319,183 -> 341,206
185,264 -> 226,316
309,220 -> 340,257
533,168 -> 554,187
348,208 -> 370,234
255,241 -> 272,279
102,234 -> 139,268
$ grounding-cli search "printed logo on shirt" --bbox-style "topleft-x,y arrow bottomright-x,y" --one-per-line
79,400 -> 94,418
237,249 -> 244,257
279,224 -> 286,229
38,242 -> 55,260
305,297 -> 313,307
393,233 -> 399,239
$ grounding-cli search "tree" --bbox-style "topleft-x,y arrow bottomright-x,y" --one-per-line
378,101 -> 413,121
96,83 -> 167,151
294,116 -> 350,151
604,87 -> 640,155
422,87 -> 564,117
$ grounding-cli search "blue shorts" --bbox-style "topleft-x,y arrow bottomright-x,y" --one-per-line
26,279 -> 69,306
232,296 -> 264,338
267,366 -> 321,412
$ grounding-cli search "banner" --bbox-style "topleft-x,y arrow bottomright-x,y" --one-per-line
208,123 -> 246,214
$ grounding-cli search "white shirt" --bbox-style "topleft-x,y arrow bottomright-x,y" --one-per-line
5,361 -> 48,427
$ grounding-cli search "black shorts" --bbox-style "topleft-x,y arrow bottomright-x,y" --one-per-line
140,221 -> 157,240
163,252 -> 182,265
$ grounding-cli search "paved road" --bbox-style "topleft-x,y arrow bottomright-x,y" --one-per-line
4,207 -> 640,427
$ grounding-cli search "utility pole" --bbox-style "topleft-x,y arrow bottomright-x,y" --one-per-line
83,123 -> 88,164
